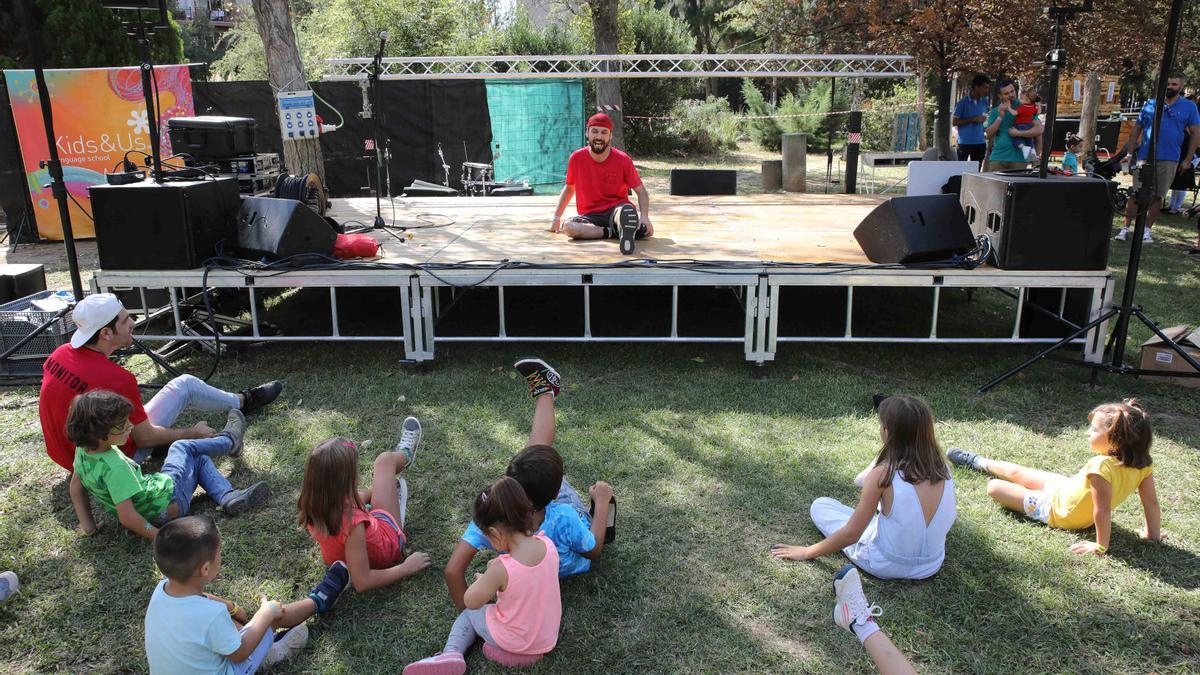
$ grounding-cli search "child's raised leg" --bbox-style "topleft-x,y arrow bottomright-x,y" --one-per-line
528,394 -> 556,448
369,452 -> 410,528
515,358 -> 561,448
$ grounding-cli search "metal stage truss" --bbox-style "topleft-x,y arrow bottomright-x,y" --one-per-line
321,54 -> 914,81
93,266 -> 1114,366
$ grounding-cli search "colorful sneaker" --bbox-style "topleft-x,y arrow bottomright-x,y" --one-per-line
0,572 -> 18,604
263,623 -> 309,667
221,481 -> 270,516
395,417 -> 422,468
222,409 -> 247,457
832,564 -> 882,633
946,447 -> 982,471
617,203 -> 639,255
309,560 -> 349,614
514,358 -> 561,399
1114,228 -> 1128,241
239,380 -> 283,415
403,651 -> 467,675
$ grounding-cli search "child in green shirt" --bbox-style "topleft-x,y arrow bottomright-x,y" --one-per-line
68,390 -> 270,539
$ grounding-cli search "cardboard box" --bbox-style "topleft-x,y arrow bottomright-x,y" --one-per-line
1139,325 -> 1200,388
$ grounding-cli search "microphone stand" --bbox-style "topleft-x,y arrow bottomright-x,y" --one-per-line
369,32 -> 387,229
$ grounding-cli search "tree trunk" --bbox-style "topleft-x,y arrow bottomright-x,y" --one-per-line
251,0 -> 324,184
933,69 -> 952,159
916,62 -> 927,151
590,0 -> 625,149
1079,71 -> 1101,154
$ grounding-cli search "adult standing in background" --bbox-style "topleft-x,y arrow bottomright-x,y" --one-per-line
983,79 -> 1043,172
953,75 -> 991,170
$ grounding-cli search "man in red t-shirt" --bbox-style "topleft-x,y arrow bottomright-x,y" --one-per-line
39,293 -> 283,473
550,113 -> 653,254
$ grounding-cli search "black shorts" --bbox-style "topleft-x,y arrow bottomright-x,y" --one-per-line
568,204 -> 647,239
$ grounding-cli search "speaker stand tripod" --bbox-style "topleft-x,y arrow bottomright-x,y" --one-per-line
980,0 -> 1200,392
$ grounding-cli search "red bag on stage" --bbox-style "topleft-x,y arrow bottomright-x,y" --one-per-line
333,233 -> 381,259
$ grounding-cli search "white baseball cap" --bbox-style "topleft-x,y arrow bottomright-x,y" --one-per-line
70,293 -> 125,349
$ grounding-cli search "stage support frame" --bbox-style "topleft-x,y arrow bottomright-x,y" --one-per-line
94,265 -> 1113,366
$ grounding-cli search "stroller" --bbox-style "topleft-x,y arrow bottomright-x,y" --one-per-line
1088,149 -> 1132,213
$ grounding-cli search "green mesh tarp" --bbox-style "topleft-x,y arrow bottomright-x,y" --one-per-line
486,79 -> 583,191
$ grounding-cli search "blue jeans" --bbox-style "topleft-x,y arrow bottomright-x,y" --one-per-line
160,434 -> 236,518
1170,189 -> 1187,211
231,625 -> 272,675
135,374 -> 240,464
553,478 -> 591,523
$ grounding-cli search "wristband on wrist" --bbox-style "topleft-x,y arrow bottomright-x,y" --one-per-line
1095,544 -> 1107,554
228,603 -> 240,617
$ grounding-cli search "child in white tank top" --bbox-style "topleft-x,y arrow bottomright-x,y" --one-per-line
770,395 -> 957,580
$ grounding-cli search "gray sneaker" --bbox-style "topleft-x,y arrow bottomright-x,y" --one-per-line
222,481 -> 270,516
0,572 -> 18,604
946,447 -> 982,472
263,624 -> 308,667
395,417 -> 422,469
222,409 -> 248,457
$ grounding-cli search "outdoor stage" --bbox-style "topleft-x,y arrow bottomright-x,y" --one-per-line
93,194 -> 1115,364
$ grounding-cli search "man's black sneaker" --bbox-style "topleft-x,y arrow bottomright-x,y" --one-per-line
616,204 -> 639,255
221,481 -> 270,516
240,381 -> 282,415
309,561 -> 349,614
514,358 -> 561,399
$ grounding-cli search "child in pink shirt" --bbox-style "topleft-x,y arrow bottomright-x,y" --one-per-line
405,476 -> 562,674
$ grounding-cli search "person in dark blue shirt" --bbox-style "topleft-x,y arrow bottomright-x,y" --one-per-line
1116,72 -> 1200,243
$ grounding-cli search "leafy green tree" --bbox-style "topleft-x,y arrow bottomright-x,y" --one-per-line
621,2 -> 697,154
37,0 -> 183,68
179,9 -> 224,72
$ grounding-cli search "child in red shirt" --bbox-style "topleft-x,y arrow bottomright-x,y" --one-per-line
1010,91 -> 1042,162
297,421 -> 431,593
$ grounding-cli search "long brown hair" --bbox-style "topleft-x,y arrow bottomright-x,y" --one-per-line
873,395 -> 951,488
1089,399 -> 1153,469
297,437 -> 363,536
473,476 -> 534,536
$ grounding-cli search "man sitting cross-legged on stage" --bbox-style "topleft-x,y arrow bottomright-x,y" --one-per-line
550,112 -> 654,255
39,293 -> 283,475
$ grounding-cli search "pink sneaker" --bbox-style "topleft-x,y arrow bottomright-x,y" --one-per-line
403,652 -> 466,675
482,643 -> 544,668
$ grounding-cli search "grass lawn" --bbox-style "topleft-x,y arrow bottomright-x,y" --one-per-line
2,183 -> 1199,673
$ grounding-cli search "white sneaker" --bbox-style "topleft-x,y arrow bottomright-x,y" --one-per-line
263,623 -> 308,667
832,565 -> 883,632
1115,228 -> 1128,241
395,416 -> 422,469
1143,229 -> 1153,243
0,571 -> 18,603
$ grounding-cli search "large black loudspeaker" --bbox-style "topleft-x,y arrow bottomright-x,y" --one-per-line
236,197 -> 336,260
853,194 -> 975,264
669,169 -> 737,195
89,178 -> 240,270
959,172 -> 1112,270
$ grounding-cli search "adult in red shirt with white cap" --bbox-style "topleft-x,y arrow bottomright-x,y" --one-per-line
550,113 -> 653,254
38,293 -> 282,473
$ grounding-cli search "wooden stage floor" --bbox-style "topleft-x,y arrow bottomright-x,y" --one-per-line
326,193 -> 888,265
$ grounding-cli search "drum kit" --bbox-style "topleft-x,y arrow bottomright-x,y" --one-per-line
404,142 -> 532,197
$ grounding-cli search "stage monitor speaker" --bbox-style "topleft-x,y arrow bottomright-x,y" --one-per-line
236,197 -> 336,260
853,194 -> 975,264
959,172 -> 1112,270
669,169 -> 737,196
89,178 -> 240,270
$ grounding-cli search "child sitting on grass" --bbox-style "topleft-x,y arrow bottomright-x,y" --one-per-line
68,390 -> 269,539
949,399 -> 1163,555
144,515 -> 350,674
771,395 -> 957,580
297,418 -> 432,593
406,477 -> 561,674
444,358 -> 613,610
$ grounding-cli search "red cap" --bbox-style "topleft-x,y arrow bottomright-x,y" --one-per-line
587,112 -> 613,130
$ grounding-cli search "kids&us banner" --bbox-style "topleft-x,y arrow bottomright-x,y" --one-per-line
4,65 -> 194,240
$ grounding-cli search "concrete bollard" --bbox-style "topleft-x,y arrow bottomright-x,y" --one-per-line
782,133 -> 807,192
761,160 -> 782,191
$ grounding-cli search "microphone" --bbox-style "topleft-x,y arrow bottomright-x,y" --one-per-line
375,31 -> 388,63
